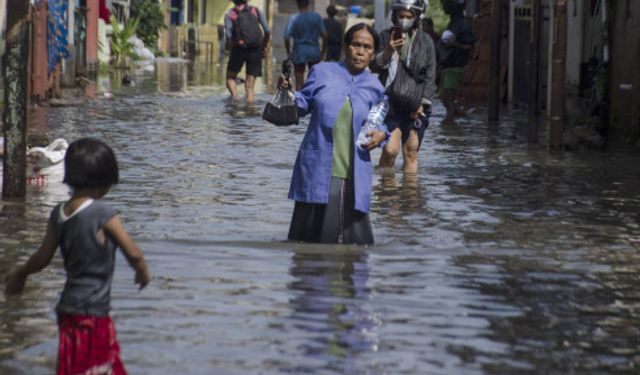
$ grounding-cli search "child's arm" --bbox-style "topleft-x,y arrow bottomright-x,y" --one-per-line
103,215 -> 150,289
5,221 -> 58,296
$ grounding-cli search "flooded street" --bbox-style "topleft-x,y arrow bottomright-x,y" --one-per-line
1,60 -> 639,374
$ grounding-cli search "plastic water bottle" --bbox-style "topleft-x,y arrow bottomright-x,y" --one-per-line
356,96 -> 388,150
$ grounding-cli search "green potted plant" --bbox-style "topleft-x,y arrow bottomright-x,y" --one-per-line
109,15 -> 140,68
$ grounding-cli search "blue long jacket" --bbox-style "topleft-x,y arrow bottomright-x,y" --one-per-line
289,62 -> 387,213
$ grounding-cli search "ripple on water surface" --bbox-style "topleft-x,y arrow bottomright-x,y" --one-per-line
1,62 -> 639,374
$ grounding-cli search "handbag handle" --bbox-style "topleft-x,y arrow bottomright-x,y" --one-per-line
282,58 -> 293,79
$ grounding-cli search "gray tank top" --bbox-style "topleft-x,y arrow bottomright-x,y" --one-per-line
50,199 -> 118,316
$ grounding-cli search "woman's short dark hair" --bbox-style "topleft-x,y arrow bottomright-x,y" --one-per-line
63,138 -> 119,189
297,0 -> 309,8
344,23 -> 380,52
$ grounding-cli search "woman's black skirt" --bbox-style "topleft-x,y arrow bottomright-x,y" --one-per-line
288,176 -> 374,245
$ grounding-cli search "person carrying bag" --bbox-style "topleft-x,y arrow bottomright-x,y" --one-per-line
370,0 -> 436,174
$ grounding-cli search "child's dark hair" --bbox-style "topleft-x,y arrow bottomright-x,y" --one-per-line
344,23 -> 380,52
63,138 -> 119,189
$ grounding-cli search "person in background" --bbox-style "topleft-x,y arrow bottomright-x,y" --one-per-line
323,4 -> 344,61
5,138 -> 150,375
279,24 -> 388,245
284,0 -> 327,90
423,17 -> 441,86
438,0 -> 476,124
370,0 -> 436,174
422,17 -> 440,44
224,0 -> 271,103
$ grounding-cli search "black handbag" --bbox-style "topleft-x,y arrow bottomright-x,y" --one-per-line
263,59 -> 298,126
262,90 -> 299,126
386,59 -> 425,114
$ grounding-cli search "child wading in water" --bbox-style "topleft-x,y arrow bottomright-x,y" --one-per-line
5,138 -> 150,375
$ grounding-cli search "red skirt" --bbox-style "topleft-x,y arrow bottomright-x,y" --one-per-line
57,314 -> 127,375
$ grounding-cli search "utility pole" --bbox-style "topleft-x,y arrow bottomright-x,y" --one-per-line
549,0 -> 567,149
488,0 -> 502,122
527,0 -> 541,144
2,0 -> 30,199
375,0 -> 386,32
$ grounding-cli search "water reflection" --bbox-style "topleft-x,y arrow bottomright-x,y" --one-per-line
2,57 -> 640,374
373,172 -> 429,242
288,246 -> 379,372
155,61 -> 189,93
453,250 -> 640,373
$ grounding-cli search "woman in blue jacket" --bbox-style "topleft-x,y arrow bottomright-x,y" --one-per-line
279,23 -> 388,245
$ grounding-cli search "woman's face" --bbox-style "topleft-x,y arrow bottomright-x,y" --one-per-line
344,29 -> 376,73
396,9 -> 415,23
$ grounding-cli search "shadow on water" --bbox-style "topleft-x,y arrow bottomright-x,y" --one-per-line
1,57 -> 640,374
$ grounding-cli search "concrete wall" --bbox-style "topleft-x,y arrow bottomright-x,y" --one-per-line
86,0 -> 100,72
159,0 -> 274,58
564,0 -> 584,86
208,0 -> 266,25
0,0 -> 5,56
30,3 -> 50,101
609,0 -> 640,142
278,0 -> 328,14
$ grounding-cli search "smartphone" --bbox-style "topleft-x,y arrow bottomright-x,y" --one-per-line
391,26 -> 403,41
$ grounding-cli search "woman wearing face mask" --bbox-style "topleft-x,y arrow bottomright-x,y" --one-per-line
370,0 -> 436,174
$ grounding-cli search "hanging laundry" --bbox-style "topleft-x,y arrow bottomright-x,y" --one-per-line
47,0 -> 70,75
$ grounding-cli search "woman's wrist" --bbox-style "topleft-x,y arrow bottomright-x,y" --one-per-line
382,47 -> 394,62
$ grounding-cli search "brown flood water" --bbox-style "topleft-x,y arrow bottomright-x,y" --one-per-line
1,59 -> 639,374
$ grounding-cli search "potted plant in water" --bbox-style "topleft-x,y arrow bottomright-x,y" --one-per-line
109,15 -> 140,68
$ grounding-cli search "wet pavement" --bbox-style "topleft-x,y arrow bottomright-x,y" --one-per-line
1,59 -> 639,374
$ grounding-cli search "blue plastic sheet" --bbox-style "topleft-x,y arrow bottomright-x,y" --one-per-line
47,0 -> 69,75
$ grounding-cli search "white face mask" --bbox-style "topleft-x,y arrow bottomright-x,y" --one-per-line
399,18 -> 414,32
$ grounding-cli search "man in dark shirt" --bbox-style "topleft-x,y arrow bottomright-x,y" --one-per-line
323,5 -> 343,61
439,0 -> 476,124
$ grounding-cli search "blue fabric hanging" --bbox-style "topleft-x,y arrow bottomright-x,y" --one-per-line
47,0 -> 70,75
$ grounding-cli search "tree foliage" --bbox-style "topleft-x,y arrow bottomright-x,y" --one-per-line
425,0 -> 449,33
130,0 -> 166,52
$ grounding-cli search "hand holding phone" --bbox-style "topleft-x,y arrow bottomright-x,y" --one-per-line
391,26 -> 403,41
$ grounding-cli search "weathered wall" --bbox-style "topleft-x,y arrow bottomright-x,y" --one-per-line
278,0 -> 327,14
0,0 -> 6,57
30,2 -> 50,101
609,0 -> 640,142
208,0 -> 265,26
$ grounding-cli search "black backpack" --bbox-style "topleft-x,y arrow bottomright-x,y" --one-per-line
232,6 -> 264,48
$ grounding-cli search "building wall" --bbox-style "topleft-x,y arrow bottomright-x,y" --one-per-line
30,2 -> 50,101
208,0 -> 266,25
609,0 -> 640,142
159,0 -> 273,59
564,0 -> 584,86
86,0 -> 100,72
209,0 -> 230,25
278,0 -> 328,14
0,0 -> 6,57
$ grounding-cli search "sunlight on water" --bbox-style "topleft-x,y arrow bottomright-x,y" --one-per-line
1,60 -> 639,374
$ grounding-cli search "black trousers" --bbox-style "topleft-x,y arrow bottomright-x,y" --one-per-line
288,177 -> 374,245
